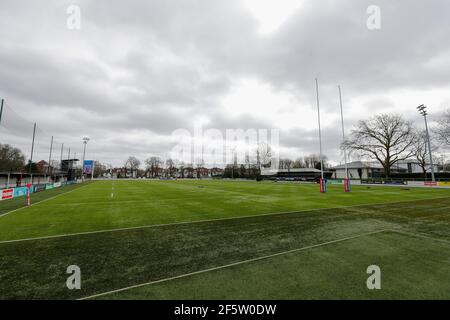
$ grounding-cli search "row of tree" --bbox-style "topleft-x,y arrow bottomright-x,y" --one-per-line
279,155 -> 329,171
120,152 -> 329,179
122,156 -> 219,178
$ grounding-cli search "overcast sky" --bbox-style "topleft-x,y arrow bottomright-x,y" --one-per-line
1,0 -> 450,167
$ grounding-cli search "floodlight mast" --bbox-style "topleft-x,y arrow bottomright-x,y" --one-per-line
417,105 -> 435,182
82,137 -> 90,180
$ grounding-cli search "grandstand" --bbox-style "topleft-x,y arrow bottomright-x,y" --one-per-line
261,168 -> 333,181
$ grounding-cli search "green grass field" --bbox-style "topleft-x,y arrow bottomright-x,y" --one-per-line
0,180 -> 449,300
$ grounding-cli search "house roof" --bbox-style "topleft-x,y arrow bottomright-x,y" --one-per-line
261,168 -> 323,176
280,168 -> 322,173
331,161 -> 384,170
332,159 -> 437,170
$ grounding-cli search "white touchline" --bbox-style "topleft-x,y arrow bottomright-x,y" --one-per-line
0,195 -> 449,245
78,229 -> 391,300
389,228 -> 450,245
0,182 -> 94,219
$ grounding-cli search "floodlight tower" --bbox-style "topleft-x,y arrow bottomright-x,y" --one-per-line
82,137 -> 90,179
417,105 -> 435,182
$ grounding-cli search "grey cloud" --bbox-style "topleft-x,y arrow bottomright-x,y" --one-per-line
1,0 -> 449,166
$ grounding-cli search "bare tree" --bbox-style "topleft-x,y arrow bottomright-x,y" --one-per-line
178,161 -> 185,178
285,159 -> 293,172
145,156 -> 161,178
245,154 -> 251,169
344,114 -> 415,177
124,156 -> 141,177
232,152 -> 238,179
0,144 -> 26,171
93,161 -> 108,178
292,158 -> 306,169
302,154 -> 327,170
435,109 -> 450,147
257,142 -> 272,168
195,157 -> 204,179
165,158 -> 176,177
255,148 -> 260,169
303,154 -> 318,169
279,158 -> 293,172
185,165 -> 194,178
412,130 -> 438,175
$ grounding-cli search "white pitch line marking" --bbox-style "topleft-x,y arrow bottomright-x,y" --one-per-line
389,228 -> 450,245
78,229 -> 390,300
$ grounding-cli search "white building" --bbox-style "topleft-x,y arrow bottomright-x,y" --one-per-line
331,161 -> 384,179
332,160 -> 438,179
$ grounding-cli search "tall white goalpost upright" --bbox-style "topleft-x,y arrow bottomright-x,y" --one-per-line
338,85 -> 351,192
315,78 -> 326,193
